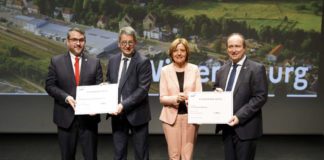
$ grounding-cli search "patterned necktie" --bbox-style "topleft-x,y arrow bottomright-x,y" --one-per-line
74,57 -> 80,86
118,58 -> 128,102
226,63 -> 238,91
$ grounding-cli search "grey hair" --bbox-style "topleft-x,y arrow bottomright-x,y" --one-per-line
119,26 -> 137,42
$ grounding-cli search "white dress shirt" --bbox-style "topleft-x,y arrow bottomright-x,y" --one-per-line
225,55 -> 246,92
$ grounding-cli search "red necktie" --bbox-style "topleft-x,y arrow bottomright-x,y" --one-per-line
74,57 -> 80,86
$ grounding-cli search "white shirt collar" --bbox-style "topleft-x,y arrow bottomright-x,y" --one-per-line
121,54 -> 131,61
232,55 -> 246,66
69,52 -> 82,59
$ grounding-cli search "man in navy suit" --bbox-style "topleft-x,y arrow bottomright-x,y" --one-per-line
214,33 -> 268,160
106,26 -> 152,160
45,27 -> 103,160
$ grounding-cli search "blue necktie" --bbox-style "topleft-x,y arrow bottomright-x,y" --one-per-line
226,64 -> 238,91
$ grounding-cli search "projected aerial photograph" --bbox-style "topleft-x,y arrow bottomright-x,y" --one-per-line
0,0 -> 322,97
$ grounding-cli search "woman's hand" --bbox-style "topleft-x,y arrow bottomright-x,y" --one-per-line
177,93 -> 187,103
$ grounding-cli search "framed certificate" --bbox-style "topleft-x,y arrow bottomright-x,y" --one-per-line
188,91 -> 233,124
75,84 -> 118,115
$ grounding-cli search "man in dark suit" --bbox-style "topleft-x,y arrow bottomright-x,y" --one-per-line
45,27 -> 103,160
106,26 -> 152,160
214,33 -> 268,160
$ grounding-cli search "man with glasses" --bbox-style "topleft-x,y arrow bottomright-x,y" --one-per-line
106,26 -> 152,160
45,27 -> 103,160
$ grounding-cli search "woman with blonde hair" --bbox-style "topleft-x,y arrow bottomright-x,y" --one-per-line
159,38 -> 202,160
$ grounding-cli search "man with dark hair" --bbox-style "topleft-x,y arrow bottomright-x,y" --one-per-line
214,33 -> 268,160
106,26 -> 152,160
45,27 -> 103,160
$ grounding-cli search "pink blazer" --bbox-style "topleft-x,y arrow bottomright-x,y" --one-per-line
159,63 -> 202,125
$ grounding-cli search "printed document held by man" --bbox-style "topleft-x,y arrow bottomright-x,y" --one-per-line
188,91 -> 233,124
75,84 -> 118,115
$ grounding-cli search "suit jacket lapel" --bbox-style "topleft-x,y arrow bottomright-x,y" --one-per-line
112,54 -> 122,83
64,53 -> 76,86
169,64 -> 179,91
79,54 -> 88,85
183,63 -> 192,92
221,62 -> 231,90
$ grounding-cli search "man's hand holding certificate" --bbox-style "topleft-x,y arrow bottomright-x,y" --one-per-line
188,91 -> 233,124
75,84 -> 118,115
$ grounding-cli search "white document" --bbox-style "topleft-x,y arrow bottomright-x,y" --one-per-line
188,91 -> 233,124
75,84 -> 118,115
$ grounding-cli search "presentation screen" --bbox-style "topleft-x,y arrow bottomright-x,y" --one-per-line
0,0 -> 322,98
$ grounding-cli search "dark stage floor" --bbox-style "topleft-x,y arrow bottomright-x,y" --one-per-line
0,134 -> 323,160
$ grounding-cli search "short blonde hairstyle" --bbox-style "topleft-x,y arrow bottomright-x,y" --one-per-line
169,38 -> 189,62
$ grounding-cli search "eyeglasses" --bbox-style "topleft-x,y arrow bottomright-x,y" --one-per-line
69,38 -> 85,43
120,41 -> 134,47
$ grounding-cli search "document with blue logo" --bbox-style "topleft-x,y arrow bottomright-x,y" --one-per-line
75,84 -> 118,115
188,91 -> 233,124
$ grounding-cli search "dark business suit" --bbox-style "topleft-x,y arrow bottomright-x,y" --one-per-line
106,51 -> 152,160
214,58 -> 268,160
45,52 -> 103,160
